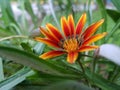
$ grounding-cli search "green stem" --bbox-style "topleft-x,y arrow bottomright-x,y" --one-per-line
109,65 -> 120,82
92,57 -> 98,73
0,35 -> 28,42
92,48 -> 100,73
77,55 -> 90,86
77,60 -> 85,74
80,54 -> 93,58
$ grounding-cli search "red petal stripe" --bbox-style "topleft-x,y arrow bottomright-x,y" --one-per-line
83,32 -> 107,46
40,50 -> 65,59
67,52 -> 78,64
79,46 -> 99,52
35,37 -> 60,48
46,23 -> 63,41
61,16 -> 71,37
75,13 -> 86,36
68,14 -> 75,36
83,19 -> 104,40
40,27 -> 59,42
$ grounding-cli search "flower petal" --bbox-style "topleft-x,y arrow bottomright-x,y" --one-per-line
67,52 -> 78,64
40,51 -> 65,59
68,14 -> 75,36
83,19 -> 104,40
79,46 -> 99,52
35,37 -> 60,48
61,16 -> 71,37
40,27 -> 60,42
75,13 -> 86,35
83,32 -> 107,46
46,23 -> 63,41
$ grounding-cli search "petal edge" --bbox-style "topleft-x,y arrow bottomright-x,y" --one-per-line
40,51 -> 65,59
67,52 -> 78,64
79,46 -> 99,52
83,19 -> 104,40
35,37 -> 60,48
83,32 -> 107,45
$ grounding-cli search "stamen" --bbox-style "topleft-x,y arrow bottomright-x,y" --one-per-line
63,38 -> 78,52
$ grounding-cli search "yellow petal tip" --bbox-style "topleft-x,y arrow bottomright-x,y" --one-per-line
83,13 -> 86,16
99,19 -> 104,24
39,55 -> 46,59
103,32 -> 107,36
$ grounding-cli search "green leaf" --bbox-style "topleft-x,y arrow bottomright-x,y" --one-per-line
86,69 -> 120,90
0,27 -> 12,36
111,0 -> 120,11
0,67 -> 33,90
96,0 -> 107,32
106,9 -> 120,22
33,43 -> 45,55
105,18 -> 120,42
0,58 -> 4,81
36,72 -> 81,81
48,0 -> 60,29
43,80 -> 94,90
0,46 -> 81,77
0,0 -> 19,26
24,0 -> 38,25
26,70 -> 83,86
21,42 -> 33,53
86,0 -> 92,25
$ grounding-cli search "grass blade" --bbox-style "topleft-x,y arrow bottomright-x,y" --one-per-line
111,0 -> 120,11
0,46 -> 81,76
0,67 -> 33,90
105,18 -> 120,42
96,0 -> 107,33
0,58 -> 4,81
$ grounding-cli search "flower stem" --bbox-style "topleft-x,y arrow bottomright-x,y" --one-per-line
92,48 -> 100,73
80,54 -> 93,58
92,57 -> 97,73
109,65 -> 120,82
77,60 -> 85,73
77,55 -> 90,86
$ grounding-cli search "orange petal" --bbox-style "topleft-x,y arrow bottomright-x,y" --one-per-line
61,16 -> 71,37
83,32 -> 107,46
46,23 -> 63,41
40,27 -> 59,42
75,13 -> 86,36
68,14 -> 75,36
35,37 -> 60,48
83,19 -> 104,40
79,46 -> 99,52
40,51 -> 65,59
67,52 -> 78,64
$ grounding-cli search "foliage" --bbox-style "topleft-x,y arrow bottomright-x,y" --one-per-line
0,0 -> 120,90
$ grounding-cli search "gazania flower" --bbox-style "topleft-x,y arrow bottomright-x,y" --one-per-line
35,13 -> 107,64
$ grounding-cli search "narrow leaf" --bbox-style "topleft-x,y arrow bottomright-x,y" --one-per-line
107,9 -> 120,22
96,0 -> 107,33
86,69 -> 120,90
0,68 -> 33,90
105,18 -> 120,42
111,0 -> 120,11
0,46 -> 81,76
43,80 -> 94,90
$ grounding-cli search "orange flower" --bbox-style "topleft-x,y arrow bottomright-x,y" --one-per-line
35,13 -> 107,64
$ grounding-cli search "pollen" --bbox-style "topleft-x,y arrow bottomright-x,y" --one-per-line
63,38 -> 78,52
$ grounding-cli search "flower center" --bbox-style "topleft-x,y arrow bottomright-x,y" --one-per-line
63,38 -> 78,52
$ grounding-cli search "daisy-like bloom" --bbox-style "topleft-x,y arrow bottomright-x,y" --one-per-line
35,13 -> 107,64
